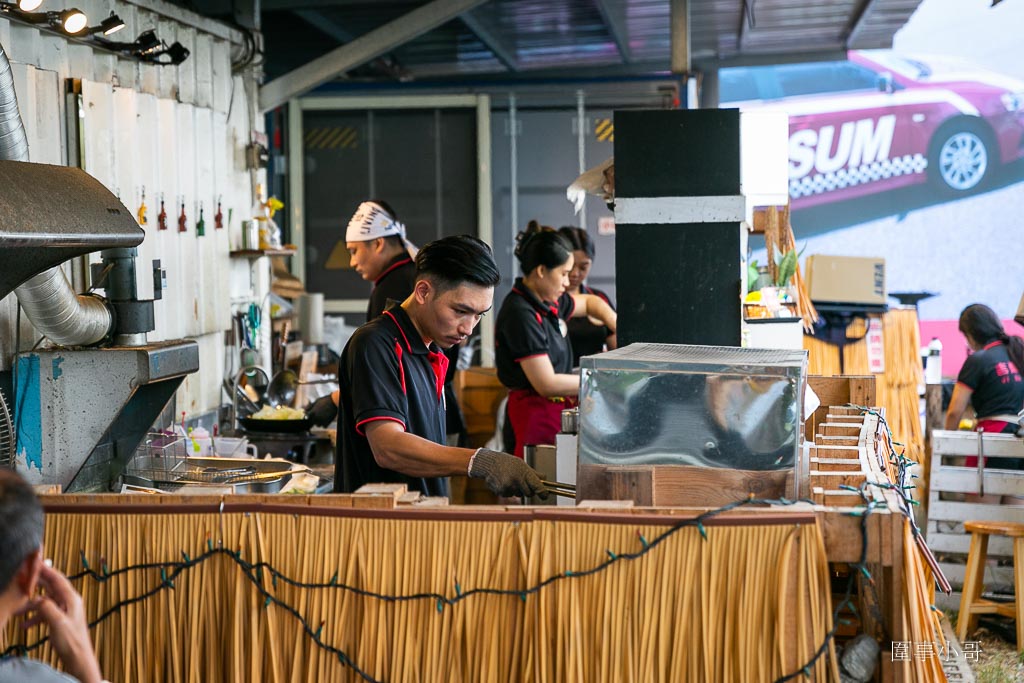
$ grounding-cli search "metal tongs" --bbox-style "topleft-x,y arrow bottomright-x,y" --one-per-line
541,480 -> 576,499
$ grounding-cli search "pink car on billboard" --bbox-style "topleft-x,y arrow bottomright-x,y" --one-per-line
719,51 -> 1024,208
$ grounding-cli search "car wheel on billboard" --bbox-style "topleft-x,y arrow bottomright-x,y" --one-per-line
928,119 -> 994,194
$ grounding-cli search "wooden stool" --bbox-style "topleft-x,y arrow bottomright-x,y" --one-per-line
956,520 -> 1024,649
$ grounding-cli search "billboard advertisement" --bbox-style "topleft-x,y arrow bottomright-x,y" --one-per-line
723,0 -> 1024,375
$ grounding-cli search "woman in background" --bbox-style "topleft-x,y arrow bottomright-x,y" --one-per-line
495,221 -> 617,458
558,226 -> 616,366
944,304 -> 1024,484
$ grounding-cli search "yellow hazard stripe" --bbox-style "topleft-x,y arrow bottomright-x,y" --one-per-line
339,127 -> 358,148
322,127 -> 348,149
306,127 -> 332,148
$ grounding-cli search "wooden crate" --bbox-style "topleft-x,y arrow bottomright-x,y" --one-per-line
804,374 -> 877,442
927,430 -> 1024,592
453,366 -> 506,448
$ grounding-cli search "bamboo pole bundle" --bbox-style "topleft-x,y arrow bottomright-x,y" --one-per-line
764,205 -> 818,331
901,518 -> 947,682
877,309 -> 926,478
5,510 -> 840,683
804,309 -> 925,491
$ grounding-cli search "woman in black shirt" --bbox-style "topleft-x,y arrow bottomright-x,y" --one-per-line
944,304 -> 1024,468
558,226 -> 616,366
495,222 -> 617,458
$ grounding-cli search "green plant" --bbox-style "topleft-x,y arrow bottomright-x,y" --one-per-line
747,260 -> 761,294
773,244 -> 807,288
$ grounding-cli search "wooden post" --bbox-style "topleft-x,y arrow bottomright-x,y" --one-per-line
922,384 -> 944,529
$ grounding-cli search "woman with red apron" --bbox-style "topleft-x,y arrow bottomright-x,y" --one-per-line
495,221 -> 617,458
944,303 -> 1024,474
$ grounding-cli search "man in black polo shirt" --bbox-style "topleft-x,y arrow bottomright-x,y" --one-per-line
307,201 -> 466,439
334,235 -> 548,499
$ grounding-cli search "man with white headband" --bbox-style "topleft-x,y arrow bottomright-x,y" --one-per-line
307,199 -> 477,436
308,200 -> 416,427
346,200 -> 419,321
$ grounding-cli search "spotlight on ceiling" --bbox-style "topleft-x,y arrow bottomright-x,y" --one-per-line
92,30 -> 187,66
0,4 -> 89,35
58,8 -> 86,34
134,29 -> 161,54
91,11 -> 124,36
159,42 -> 190,66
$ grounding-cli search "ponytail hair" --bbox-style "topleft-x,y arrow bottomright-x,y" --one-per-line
1007,335 -> 1024,377
557,226 -> 595,259
514,220 -> 572,275
959,303 -> 1024,371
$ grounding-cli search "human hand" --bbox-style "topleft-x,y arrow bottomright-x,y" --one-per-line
468,448 -> 549,499
17,563 -> 102,683
306,394 -> 338,427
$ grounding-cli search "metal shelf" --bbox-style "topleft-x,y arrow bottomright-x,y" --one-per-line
229,248 -> 297,259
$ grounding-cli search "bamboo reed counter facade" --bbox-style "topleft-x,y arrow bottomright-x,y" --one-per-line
4,402 -> 961,682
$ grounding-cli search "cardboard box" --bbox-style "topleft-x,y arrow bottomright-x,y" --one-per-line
805,255 -> 886,306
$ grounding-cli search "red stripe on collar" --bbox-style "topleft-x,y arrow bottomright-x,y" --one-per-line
983,340 -> 1002,351
374,257 -> 413,285
383,309 -> 414,353
513,285 -> 557,319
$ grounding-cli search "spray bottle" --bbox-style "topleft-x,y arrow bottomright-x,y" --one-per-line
925,337 -> 943,384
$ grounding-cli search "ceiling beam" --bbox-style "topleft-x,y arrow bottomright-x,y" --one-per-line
593,0 -> 632,63
293,8 -> 408,80
263,0 -> 414,8
293,8 -> 355,43
402,58 -> 670,83
670,0 -> 690,75
234,0 -> 260,30
736,0 -> 750,52
460,8 -> 518,71
846,0 -> 880,48
259,0 -> 491,111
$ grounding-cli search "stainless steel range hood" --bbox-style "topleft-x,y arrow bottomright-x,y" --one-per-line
1,161 -> 202,489
0,160 -> 201,490
0,40 -> 199,491
0,159 -> 144,303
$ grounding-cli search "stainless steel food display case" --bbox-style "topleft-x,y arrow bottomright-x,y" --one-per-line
575,343 -> 807,505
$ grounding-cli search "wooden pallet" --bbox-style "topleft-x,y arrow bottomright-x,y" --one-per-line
927,430 -> 1024,594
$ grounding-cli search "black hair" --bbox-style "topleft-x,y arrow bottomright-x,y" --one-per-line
514,220 -> 572,275
368,199 -> 398,221
959,303 -> 1024,372
382,235 -> 405,250
415,235 -> 501,292
0,469 -> 44,592
557,226 -> 595,259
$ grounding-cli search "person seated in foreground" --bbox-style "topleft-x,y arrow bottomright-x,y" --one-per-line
0,469 -> 104,683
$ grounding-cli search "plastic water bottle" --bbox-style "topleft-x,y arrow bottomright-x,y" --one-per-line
925,337 -> 943,384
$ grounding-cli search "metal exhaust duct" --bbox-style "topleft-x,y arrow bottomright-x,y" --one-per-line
0,41 -> 115,346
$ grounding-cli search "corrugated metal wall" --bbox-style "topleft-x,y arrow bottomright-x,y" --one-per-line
0,0 -> 266,419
